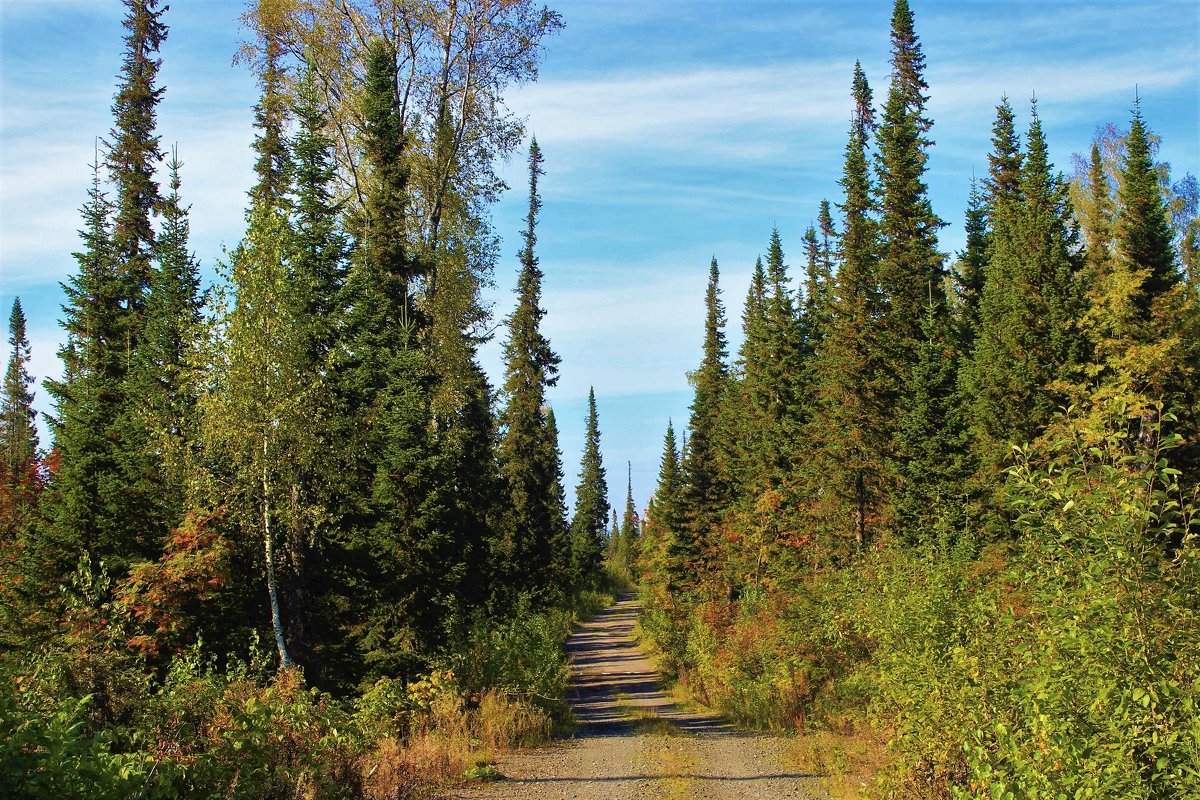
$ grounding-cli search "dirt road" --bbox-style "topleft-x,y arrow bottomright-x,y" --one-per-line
451,595 -> 826,800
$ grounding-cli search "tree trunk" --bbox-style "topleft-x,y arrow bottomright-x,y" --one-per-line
262,436 -> 291,670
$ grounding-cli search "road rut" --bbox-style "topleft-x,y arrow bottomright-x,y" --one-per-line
451,595 -> 826,800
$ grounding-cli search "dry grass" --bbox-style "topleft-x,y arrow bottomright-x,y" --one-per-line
361,690 -> 553,799
786,726 -> 889,800
472,689 -> 553,750
630,708 -> 687,737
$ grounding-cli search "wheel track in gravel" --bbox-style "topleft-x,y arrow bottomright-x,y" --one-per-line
449,595 -> 826,800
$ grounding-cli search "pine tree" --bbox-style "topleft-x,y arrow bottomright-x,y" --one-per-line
496,138 -> 563,606
875,0 -> 946,382
571,388 -> 609,587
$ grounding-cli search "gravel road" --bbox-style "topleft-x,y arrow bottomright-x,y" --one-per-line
450,595 -> 827,800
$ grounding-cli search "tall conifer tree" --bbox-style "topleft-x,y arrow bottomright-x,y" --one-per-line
496,139 -> 562,605
808,62 -> 890,552
107,0 -> 167,346
970,102 -> 1086,482
44,158 -> 149,574
984,96 -> 1023,210
673,259 -> 731,585
875,0 -> 946,382
130,150 -> 202,529
571,388 -> 609,586
620,462 -> 640,572
954,178 -> 988,350
1,300 -> 39,483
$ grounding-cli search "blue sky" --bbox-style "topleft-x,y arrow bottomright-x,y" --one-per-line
2,0 -> 1198,512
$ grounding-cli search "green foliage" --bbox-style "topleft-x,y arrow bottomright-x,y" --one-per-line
1,298 -> 38,476
450,605 -> 572,713
571,388 -> 610,587
805,62 -> 890,554
495,139 -> 566,608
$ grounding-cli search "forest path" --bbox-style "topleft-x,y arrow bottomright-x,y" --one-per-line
450,595 -> 826,800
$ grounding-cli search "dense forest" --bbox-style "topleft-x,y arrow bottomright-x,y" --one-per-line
2,0 -> 1198,798
634,2 -> 1200,796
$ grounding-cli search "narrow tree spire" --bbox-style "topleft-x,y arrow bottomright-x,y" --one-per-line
955,177 -> 988,348
985,96 -> 1023,208
875,0 -> 945,372
571,388 -> 609,585
107,0 -> 168,348
1,299 -> 38,479
496,138 -> 562,603
1118,101 -> 1179,310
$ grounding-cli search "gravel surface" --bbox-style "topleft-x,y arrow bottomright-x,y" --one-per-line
450,596 -> 827,800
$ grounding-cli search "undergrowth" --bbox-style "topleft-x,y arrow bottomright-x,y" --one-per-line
1,589 -> 613,799
640,404 -> 1200,798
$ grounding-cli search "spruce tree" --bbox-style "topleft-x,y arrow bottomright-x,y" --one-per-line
0,298 -> 42,647
44,0 -> 171,578
733,257 -> 770,492
1079,143 -> 1114,286
762,228 -> 803,450
621,462 -> 640,573
496,138 -> 563,605
1117,103 -> 1179,313
107,0 -> 168,350
1,299 -> 39,483
892,296 -> 971,542
954,178 -> 988,350
673,258 -> 731,587
874,0 -> 946,381
984,96 -> 1023,209
353,39 -> 453,673
571,388 -> 610,586
543,407 -> 572,593
800,225 -> 830,353
1107,103 -> 1196,467
648,421 -> 681,534
807,62 -> 890,553
282,71 -> 355,685
970,101 -> 1086,482
44,158 -> 152,574
129,150 -> 202,530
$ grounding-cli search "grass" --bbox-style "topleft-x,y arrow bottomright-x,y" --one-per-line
785,725 -> 889,800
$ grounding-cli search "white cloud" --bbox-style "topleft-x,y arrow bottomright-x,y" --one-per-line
507,62 -> 850,150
